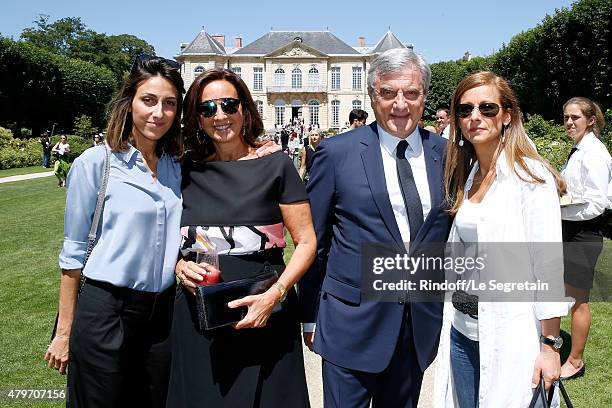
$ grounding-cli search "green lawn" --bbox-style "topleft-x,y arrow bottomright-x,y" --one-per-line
0,178 -> 609,407
0,166 -> 53,178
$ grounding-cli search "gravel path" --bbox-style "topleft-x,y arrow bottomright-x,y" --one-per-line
303,342 -> 435,407
0,171 -> 54,184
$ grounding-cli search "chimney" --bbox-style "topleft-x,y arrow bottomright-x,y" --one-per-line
212,34 -> 225,47
359,36 -> 365,48
234,36 -> 242,49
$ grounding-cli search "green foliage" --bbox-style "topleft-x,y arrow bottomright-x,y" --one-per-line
0,127 -> 12,145
426,56 -> 494,119
524,114 -> 572,170
0,138 -> 42,169
58,58 -> 116,125
20,14 -> 155,82
72,115 -> 98,140
493,0 -> 611,120
0,37 -> 117,137
0,134 -> 90,170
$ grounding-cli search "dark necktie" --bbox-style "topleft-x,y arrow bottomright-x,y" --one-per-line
567,147 -> 578,162
396,140 -> 424,243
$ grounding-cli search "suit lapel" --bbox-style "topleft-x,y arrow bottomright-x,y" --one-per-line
360,123 -> 405,251
413,128 -> 443,243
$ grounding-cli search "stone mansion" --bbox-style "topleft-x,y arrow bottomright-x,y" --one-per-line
175,29 -> 413,132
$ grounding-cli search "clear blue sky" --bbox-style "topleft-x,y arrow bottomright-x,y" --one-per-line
1,0 -> 575,63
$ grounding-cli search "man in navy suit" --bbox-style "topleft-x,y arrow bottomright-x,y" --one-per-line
300,48 -> 451,407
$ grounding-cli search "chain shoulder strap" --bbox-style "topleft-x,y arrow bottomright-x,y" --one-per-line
78,144 -> 111,293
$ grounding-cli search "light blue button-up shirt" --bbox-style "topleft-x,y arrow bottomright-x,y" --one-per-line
59,144 -> 182,293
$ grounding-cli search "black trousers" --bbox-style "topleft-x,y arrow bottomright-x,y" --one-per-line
321,308 -> 424,408
67,279 -> 175,408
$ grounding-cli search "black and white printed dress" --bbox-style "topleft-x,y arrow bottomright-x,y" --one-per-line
166,151 -> 311,408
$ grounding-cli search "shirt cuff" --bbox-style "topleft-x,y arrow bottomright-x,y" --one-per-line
59,239 -> 86,270
303,323 -> 316,332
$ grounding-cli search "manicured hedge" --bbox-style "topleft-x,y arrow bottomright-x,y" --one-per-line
0,127 -> 91,169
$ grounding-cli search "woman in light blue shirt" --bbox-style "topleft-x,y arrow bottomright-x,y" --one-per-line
45,55 -> 184,408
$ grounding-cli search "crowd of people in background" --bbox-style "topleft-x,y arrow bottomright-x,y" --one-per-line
41,48 -> 610,408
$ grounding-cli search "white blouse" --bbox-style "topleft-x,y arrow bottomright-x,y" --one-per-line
434,155 -> 572,408
561,131 -> 612,221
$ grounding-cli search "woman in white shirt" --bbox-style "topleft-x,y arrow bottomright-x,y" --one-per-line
434,71 -> 570,407
559,97 -> 611,380
51,135 -> 71,187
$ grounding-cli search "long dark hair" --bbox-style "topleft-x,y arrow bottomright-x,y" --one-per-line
106,56 -> 185,157
182,68 -> 264,162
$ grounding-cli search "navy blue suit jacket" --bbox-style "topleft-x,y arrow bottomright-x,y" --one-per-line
299,122 -> 451,373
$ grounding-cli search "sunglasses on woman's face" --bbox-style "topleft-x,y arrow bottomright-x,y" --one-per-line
457,102 -> 501,118
197,98 -> 241,118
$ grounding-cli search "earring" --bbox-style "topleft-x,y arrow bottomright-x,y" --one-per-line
195,128 -> 206,144
458,128 -> 464,147
501,123 -> 509,144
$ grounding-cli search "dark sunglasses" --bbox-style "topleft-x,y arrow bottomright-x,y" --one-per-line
197,98 -> 241,118
457,102 -> 501,118
131,53 -> 180,74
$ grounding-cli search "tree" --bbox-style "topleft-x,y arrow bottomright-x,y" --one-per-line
425,56 -> 494,119
20,15 -> 155,82
20,15 -> 87,56
493,0 -> 611,119
0,36 -> 116,137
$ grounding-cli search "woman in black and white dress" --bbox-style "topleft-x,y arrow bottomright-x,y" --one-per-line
168,68 -> 315,407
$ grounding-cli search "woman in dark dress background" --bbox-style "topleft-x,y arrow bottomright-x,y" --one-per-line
167,68 -> 316,407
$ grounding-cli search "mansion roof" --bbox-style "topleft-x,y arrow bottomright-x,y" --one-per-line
178,29 -> 413,58
234,31 -> 360,55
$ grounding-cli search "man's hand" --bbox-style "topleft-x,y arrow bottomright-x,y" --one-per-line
303,331 -> 315,351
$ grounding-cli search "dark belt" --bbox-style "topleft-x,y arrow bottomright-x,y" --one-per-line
452,290 -> 478,319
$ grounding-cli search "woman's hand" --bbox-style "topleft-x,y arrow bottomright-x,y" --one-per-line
228,289 -> 280,329
531,345 -> 561,391
175,258 -> 205,294
44,335 -> 70,375
255,141 -> 281,157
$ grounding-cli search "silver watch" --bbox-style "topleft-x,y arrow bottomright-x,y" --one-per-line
540,335 -> 563,350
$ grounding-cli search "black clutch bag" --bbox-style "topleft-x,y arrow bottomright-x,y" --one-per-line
195,263 -> 280,331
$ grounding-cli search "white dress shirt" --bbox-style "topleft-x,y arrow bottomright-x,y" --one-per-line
561,131 -> 612,221
441,126 -> 450,140
303,126 -> 432,334
378,125 -> 431,248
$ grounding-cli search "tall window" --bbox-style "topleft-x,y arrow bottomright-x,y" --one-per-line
352,99 -> 362,111
308,67 -> 319,87
253,67 -> 263,91
194,66 -> 204,78
274,100 -> 285,126
274,68 -> 285,87
308,100 -> 320,127
331,67 -> 340,90
291,68 -> 302,89
255,100 -> 264,118
230,66 -> 241,77
352,66 -> 362,90
331,100 -> 340,126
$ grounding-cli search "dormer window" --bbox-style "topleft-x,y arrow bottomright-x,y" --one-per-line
293,36 -> 302,43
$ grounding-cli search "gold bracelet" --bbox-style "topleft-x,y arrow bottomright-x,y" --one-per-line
272,282 -> 287,302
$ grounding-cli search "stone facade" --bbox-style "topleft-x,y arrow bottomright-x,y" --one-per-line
176,30 -> 413,131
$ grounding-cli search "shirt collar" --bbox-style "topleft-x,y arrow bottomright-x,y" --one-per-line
113,143 -> 139,163
377,124 -> 422,157
575,131 -> 597,149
